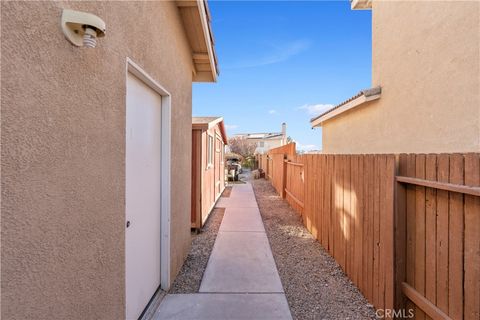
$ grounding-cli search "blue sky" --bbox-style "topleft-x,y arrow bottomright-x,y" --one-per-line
193,0 -> 372,151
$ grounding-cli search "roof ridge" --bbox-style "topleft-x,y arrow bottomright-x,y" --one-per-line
310,86 -> 381,123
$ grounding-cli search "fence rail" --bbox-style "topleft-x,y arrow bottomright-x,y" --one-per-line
257,148 -> 479,320
396,153 -> 480,320
284,159 -> 304,213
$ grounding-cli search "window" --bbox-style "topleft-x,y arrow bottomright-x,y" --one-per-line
220,142 -> 224,162
258,141 -> 265,147
207,135 -> 214,167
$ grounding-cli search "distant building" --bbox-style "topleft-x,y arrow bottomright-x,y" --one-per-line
235,123 -> 287,154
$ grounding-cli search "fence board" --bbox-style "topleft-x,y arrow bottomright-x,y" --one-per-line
373,156 -> 381,308
395,154 -> 408,311
415,154 -> 426,320
352,155 -> 359,287
328,155 -> 334,253
306,155 -> 313,233
340,156 -> 352,274
406,154 -> 417,315
356,155 -> 365,294
436,155 -> 449,314
366,155 -> 374,303
270,154 -> 285,196
385,155 -> 395,315
379,155 -> 387,313
319,156 -> 326,246
448,155 -> 464,319
335,156 -> 344,269
424,154 -> 437,320
313,155 -> 320,240
464,154 -> 480,320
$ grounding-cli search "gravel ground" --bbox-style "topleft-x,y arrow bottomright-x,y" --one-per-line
169,206 -> 225,293
222,186 -> 232,197
251,178 -> 377,320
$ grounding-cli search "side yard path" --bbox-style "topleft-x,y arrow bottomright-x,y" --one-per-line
251,179 -> 377,320
142,190 -> 230,320
153,183 -> 292,319
170,206 -> 226,293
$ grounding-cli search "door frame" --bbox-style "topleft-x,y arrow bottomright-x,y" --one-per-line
126,58 -> 171,290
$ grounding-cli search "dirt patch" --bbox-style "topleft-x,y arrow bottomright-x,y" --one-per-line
169,207 -> 225,293
222,186 -> 232,197
252,179 -> 376,320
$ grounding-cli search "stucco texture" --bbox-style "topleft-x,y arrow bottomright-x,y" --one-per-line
322,1 -> 480,154
1,2 -> 193,319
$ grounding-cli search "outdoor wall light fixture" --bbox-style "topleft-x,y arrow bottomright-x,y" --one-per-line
62,9 -> 106,48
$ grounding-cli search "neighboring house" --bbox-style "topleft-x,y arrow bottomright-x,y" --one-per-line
1,2 -> 217,320
236,123 -> 287,154
191,117 -> 228,229
311,0 -> 480,153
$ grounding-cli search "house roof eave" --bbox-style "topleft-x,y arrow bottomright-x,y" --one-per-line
310,86 -> 381,128
192,116 -> 228,144
177,0 -> 219,82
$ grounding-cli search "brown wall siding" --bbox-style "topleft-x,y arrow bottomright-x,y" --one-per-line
1,2 -> 193,319
191,124 -> 225,229
201,125 -> 224,223
191,130 -> 202,227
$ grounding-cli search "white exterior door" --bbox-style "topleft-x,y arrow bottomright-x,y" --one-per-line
126,72 -> 162,320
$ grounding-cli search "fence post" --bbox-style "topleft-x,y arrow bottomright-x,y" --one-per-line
395,155 -> 407,313
282,157 -> 287,198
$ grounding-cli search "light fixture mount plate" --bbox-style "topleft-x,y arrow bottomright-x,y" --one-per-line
61,9 -> 106,47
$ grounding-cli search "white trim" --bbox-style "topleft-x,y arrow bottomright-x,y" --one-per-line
192,116 -> 223,130
207,133 -> 214,169
126,58 -> 172,291
310,93 -> 381,127
351,0 -> 372,10
196,0 -> 217,81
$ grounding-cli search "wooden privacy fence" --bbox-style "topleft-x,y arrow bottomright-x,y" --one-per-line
270,154 -> 286,197
257,150 -> 479,320
257,143 -> 296,183
396,154 -> 480,320
259,152 -> 396,314
284,155 -> 305,214
268,142 -> 296,155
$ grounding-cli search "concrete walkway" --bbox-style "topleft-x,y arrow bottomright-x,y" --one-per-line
154,183 -> 292,320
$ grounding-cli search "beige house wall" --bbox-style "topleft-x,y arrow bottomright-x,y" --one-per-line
254,138 -> 283,154
322,1 -> 480,154
1,2 -> 195,319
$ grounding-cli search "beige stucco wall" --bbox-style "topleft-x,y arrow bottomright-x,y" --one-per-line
255,138 -> 283,154
322,1 -> 480,154
1,2 -> 194,319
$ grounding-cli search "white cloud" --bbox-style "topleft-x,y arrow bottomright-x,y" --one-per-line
268,109 -> 277,115
298,104 -> 334,116
225,124 -> 239,130
296,142 -> 319,152
226,39 -> 312,69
